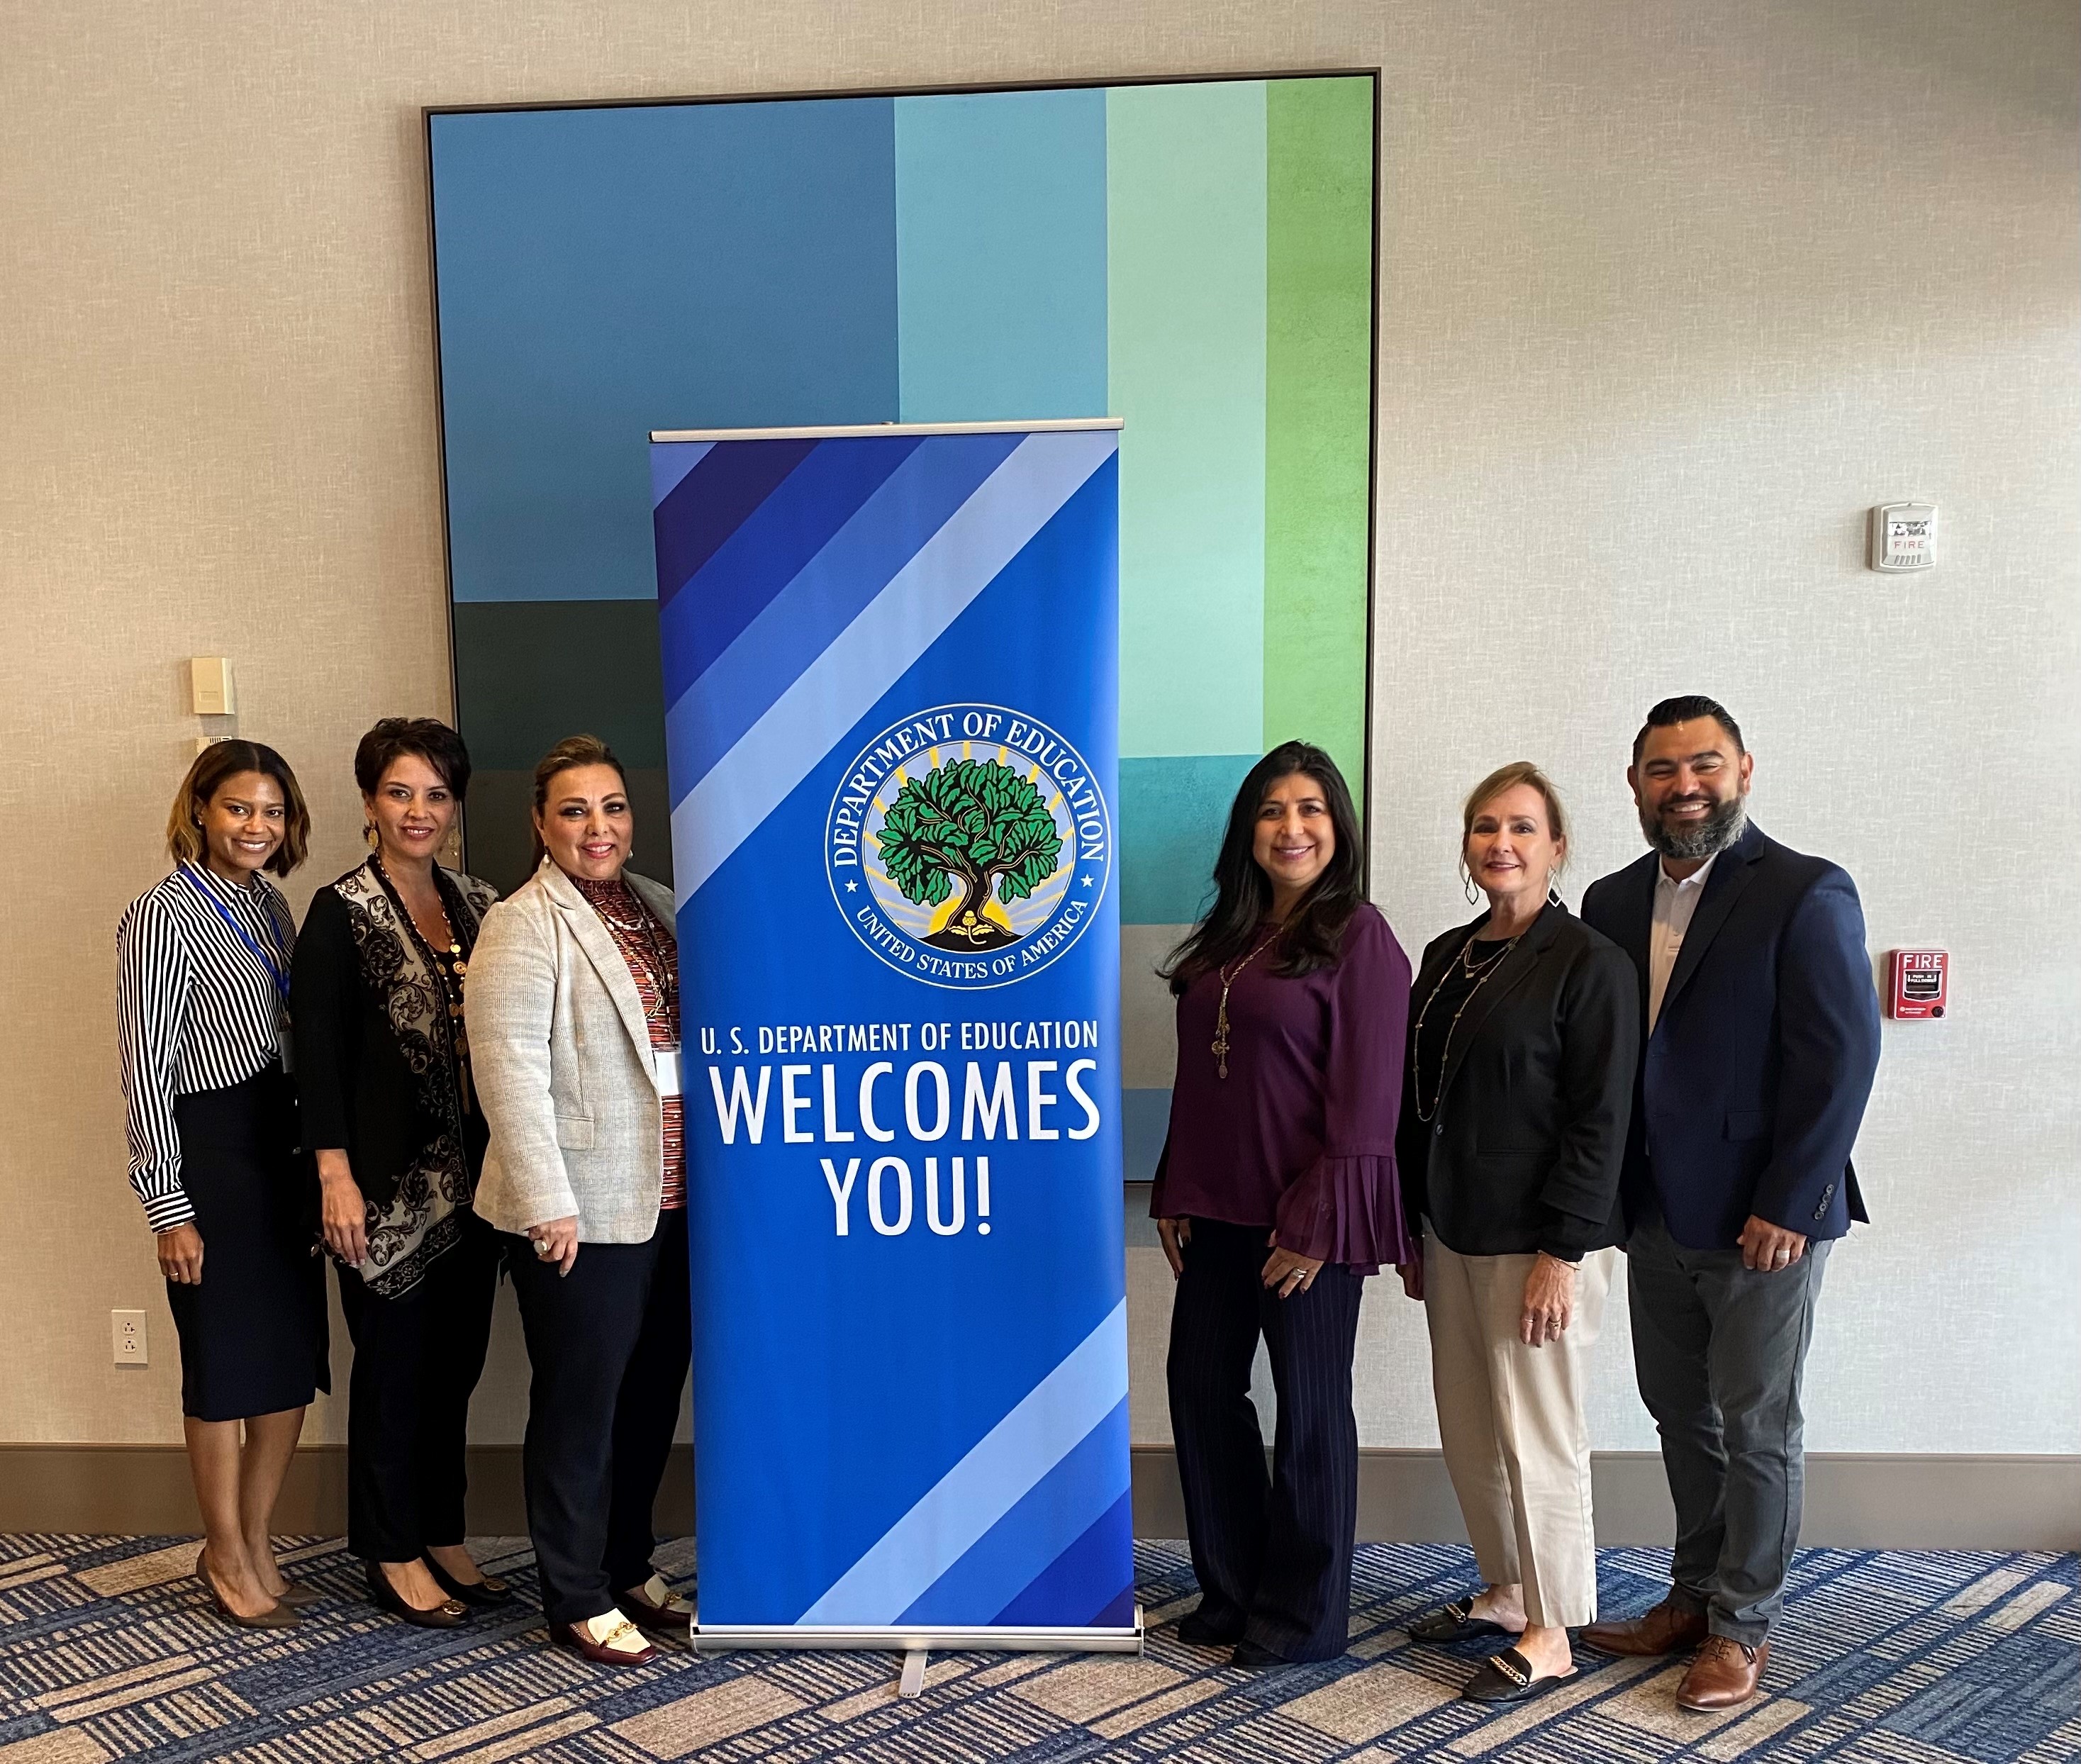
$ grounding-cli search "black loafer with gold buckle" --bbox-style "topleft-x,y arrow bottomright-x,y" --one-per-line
1461,1646 -> 1573,1704
1411,1595 -> 1512,1643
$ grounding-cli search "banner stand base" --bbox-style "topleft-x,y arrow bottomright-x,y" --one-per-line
691,1608 -> 1146,1661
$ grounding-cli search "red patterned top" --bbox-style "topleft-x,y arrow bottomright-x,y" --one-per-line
571,874 -> 684,1212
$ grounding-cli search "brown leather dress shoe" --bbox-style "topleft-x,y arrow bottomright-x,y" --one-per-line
1580,1595 -> 1709,1657
1678,1636 -> 1768,1711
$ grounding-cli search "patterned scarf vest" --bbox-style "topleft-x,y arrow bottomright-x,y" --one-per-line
330,858 -> 496,1298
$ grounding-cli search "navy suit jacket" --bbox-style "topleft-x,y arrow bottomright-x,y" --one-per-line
1580,820 -> 1880,1251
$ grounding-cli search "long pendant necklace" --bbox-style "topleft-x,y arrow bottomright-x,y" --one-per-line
1412,934 -> 1519,1122
1211,930 -> 1282,1080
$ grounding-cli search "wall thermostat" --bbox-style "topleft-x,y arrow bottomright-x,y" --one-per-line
1886,949 -> 1948,1020
1870,503 -> 1936,572
189,656 -> 236,715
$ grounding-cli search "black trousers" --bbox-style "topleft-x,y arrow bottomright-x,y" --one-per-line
1166,1216 -> 1364,1660
335,1210 -> 501,1563
505,1211 -> 692,1626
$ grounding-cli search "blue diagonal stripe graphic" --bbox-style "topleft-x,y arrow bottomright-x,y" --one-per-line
895,1397 -> 1130,1627
797,1297 -> 1129,1625
668,426 -> 1118,906
663,430 -> 1026,793
649,440 -> 713,508
659,434 -> 929,691
654,437 -> 818,610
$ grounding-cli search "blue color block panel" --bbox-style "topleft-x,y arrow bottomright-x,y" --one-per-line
1121,1088 -> 1171,1183
1118,753 -> 1259,925
430,101 -> 900,602
894,90 -> 1108,424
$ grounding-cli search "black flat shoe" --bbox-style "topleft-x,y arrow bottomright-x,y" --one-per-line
366,1561 -> 470,1629
1410,1595 -> 1512,1643
1461,1646 -> 1574,1704
1177,1608 -> 1246,1646
423,1553 -> 514,1607
1228,1639 -> 1295,1673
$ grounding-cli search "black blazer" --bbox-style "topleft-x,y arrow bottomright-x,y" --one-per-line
292,877 -> 488,1212
1580,820 -> 1880,1250
1395,903 -> 1639,1259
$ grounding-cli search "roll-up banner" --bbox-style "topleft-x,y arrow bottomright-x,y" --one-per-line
649,419 -> 1136,1653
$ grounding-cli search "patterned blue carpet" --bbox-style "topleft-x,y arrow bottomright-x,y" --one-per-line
0,1534 -> 2072,1762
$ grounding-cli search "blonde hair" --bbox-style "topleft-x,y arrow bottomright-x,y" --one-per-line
1461,760 -> 1569,878
165,740 -> 311,876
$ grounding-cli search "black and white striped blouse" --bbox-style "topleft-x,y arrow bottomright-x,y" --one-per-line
116,864 -> 297,1232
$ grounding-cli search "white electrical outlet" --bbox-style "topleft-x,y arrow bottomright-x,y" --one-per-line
112,1310 -> 148,1366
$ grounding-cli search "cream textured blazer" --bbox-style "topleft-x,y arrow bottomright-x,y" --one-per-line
469,859 -> 679,1242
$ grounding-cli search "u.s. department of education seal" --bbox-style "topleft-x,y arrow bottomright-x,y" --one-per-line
826,704 -> 1112,990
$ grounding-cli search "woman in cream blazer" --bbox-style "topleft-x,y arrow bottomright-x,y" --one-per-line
469,736 -> 693,1668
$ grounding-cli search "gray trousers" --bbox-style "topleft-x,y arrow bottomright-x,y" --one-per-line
1626,1206 -> 1831,1646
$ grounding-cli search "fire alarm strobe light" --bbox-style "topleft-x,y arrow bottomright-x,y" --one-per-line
1886,949 -> 1948,1020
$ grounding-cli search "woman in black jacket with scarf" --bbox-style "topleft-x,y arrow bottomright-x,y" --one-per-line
1394,762 -> 1638,1706
294,718 -> 507,1628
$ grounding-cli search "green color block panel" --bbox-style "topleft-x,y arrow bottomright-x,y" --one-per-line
1264,76 -> 1374,802
1108,82 -> 1268,759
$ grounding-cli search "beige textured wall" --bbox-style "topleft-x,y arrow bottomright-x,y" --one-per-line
4,0 -> 2073,1456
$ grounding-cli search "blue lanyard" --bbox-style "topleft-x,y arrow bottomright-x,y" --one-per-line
179,864 -> 292,1005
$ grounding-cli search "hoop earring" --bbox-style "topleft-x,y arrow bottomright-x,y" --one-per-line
1460,864 -> 1480,906
1547,883 -> 1564,908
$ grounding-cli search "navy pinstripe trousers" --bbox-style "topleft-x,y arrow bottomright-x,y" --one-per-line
1166,1217 -> 1364,1660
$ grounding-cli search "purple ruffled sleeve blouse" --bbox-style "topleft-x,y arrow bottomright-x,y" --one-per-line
1150,903 -> 1415,1272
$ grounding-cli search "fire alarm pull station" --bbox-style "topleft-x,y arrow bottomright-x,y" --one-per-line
1887,949 -> 1948,1020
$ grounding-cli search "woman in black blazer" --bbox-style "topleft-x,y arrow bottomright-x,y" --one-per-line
294,719 -> 507,1629
1393,762 -> 1639,1706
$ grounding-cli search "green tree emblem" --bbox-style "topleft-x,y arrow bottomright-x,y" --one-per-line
874,757 -> 1065,951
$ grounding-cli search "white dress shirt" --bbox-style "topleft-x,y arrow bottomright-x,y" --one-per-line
1647,852 -> 1719,1032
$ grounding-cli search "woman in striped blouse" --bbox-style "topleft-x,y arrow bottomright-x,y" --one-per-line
116,741 -> 330,1628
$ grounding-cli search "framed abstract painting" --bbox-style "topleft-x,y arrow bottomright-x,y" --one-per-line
427,71 -> 1377,1174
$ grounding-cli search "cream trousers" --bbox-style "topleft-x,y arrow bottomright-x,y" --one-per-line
1423,1234 -> 1617,1629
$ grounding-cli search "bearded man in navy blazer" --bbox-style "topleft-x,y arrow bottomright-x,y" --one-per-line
1578,696 -> 1880,1715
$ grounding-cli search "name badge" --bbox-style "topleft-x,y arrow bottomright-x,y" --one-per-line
653,1046 -> 682,1098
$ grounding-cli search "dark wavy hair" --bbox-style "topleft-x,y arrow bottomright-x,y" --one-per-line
1160,742 -> 1365,995
1631,694 -> 1744,764
353,716 -> 472,800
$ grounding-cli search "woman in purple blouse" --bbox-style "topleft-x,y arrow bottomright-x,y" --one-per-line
1152,741 -> 1413,1668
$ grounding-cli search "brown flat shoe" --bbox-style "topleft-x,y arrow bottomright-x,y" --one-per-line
1580,1594 -> 1709,1657
1678,1636 -> 1768,1711
196,1547 -> 298,1630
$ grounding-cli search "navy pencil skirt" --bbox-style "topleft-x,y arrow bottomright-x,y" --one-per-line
165,1066 -> 330,1422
